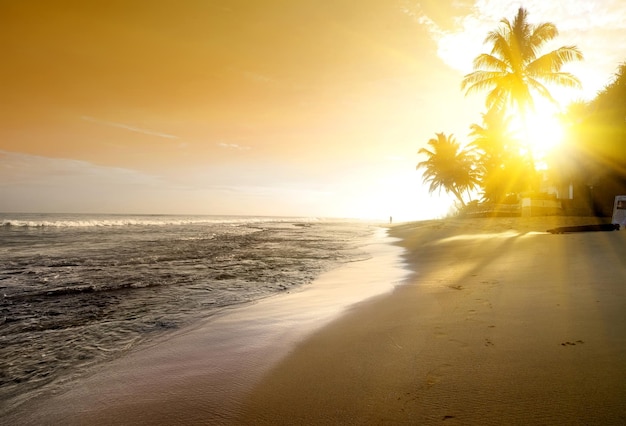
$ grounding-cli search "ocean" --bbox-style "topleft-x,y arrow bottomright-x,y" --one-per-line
0,213 -> 389,412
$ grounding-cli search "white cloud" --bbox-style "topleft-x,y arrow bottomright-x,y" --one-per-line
413,0 -> 626,101
217,142 -> 251,151
81,116 -> 179,140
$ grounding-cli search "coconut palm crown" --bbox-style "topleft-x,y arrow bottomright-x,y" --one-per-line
468,110 -> 533,202
417,132 -> 478,207
461,7 -> 583,115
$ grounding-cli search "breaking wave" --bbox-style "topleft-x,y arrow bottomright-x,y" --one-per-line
0,215 -> 373,412
0,214 -> 320,228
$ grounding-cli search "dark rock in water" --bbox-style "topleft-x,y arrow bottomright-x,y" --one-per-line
547,223 -> 620,234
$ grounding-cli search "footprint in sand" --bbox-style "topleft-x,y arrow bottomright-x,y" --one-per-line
447,338 -> 469,349
433,327 -> 447,338
480,279 -> 500,287
560,340 -> 584,346
425,363 -> 452,387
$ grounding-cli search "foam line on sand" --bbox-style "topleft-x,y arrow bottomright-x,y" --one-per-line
5,217 -> 626,424
2,227 -> 408,425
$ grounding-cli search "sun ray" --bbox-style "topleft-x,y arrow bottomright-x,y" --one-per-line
510,99 -> 565,167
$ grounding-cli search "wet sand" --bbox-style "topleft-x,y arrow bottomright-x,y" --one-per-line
4,217 -> 626,425
1,228 -> 408,425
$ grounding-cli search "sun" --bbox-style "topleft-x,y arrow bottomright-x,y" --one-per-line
525,111 -> 564,157
510,100 -> 565,164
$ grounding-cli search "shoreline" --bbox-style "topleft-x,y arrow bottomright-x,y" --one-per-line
2,226 -> 408,424
4,216 -> 626,424
238,216 -> 626,424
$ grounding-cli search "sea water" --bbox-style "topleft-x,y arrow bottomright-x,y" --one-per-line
0,213 -> 380,410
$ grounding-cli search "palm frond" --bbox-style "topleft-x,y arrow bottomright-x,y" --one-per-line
417,147 -> 434,157
462,5 -> 583,136
536,71 -> 582,89
473,53 -> 508,72
511,8 -> 535,62
529,22 -> 558,52
484,25 -> 507,47
485,86 -> 509,111
485,29 -> 512,62
511,8 -> 530,31
461,71 -> 504,93
526,78 -> 557,104
528,46 -> 583,74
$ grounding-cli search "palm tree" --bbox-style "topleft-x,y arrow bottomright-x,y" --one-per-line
551,63 -> 626,215
468,108 -> 515,160
468,109 -> 531,202
417,132 -> 478,207
461,7 -> 583,117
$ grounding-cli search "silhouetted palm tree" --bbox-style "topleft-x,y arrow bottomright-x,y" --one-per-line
461,7 -> 583,116
468,109 -> 531,202
417,132 -> 478,207
469,108 -> 516,159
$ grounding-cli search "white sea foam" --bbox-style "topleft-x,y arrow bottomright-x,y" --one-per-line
0,214 -> 321,228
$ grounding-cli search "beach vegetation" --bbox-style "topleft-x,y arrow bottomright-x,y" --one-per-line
468,108 -> 533,203
417,8 -> 626,217
417,132 -> 479,207
461,7 -> 583,118
461,7 -> 582,181
434,7 -> 583,215
549,62 -> 626,215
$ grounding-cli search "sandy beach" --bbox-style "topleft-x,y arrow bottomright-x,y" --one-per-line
4,217 -> 626,425
240,216 -> 626,424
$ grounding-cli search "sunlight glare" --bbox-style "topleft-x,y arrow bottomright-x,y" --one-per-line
526,112 -> 564,156
339,168 -> 451,222
511,100 -> 565,163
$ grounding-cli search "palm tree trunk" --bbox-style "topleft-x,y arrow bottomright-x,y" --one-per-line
521,112 -> 537,192
451,188 -> 467,208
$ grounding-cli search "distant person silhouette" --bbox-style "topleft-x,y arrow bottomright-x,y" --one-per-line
389,216 -> 392,224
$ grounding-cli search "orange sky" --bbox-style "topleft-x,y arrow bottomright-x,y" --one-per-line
2,1 -> 625,219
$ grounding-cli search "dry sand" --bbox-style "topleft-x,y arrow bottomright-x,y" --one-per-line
4,217 -> 626,425
238,217 -> 626,424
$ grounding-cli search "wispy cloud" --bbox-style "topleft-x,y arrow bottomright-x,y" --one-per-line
0,150 -> 168,188
0,151 -> 339,215
81,116 -> 179,140
0,151 -> 222,213
240,70 -> 279,85
228,67 -> 307,91
217,142 -> 251,151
